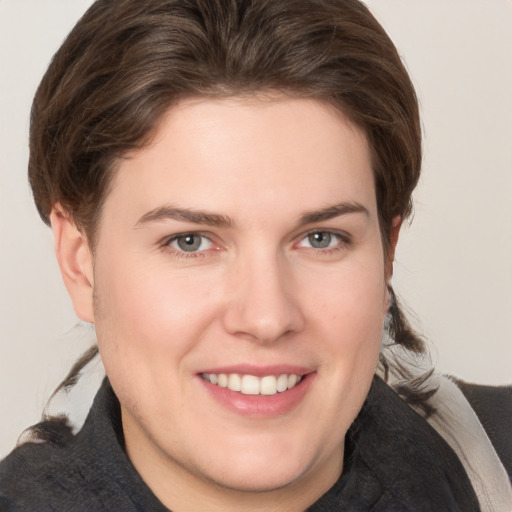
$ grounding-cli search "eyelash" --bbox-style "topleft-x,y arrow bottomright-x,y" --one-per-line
160,229 -> 352,259
162,232 -> 215,259
294,230 -> 352,257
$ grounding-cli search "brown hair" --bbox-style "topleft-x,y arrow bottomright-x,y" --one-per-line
27,0 -> 433,433
30,0 -> 420,251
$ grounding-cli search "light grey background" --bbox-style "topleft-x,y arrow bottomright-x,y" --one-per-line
1,0 -> 511,458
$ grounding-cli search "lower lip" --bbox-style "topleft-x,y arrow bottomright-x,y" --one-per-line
198,373 -> 315,418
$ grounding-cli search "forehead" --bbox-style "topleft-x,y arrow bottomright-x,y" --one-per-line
104,95 -> 376,226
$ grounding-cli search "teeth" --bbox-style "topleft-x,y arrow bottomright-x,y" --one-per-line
241,375 -> 260,395
277,374 -> 288,392
260,376 -> 277,395
288,374 -> 298,388
202,372 -> 303,395
228,373 -> 242,391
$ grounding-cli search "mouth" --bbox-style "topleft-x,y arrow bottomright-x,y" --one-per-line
198,368 -> 314,417
201,372 -> 303,396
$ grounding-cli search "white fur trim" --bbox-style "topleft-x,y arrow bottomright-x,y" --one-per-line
422,375 -> 512,512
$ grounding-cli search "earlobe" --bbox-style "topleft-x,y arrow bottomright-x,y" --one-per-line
50,205 -> 94,323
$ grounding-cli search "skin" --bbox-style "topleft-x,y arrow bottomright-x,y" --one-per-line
52,96 -> 401,511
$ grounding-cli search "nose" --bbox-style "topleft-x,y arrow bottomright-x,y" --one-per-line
222,251 -> 305,344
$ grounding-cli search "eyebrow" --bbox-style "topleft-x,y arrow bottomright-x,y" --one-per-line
135,201 -> 369,229
135,206 -> 232,228
299,202 -> 369,225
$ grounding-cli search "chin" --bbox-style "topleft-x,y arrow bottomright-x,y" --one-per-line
205,461 -> 309,494
192,437 -> 323,494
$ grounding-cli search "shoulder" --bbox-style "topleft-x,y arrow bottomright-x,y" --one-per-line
0,435 -> 85,511
454,379 -> 512,480
0,379 -> 165,512
386,373 -> 512,508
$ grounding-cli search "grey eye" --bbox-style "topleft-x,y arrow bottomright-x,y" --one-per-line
307,232 -> 333,249
175,234 -> 204,252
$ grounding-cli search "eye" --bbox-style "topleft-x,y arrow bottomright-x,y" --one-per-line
297,231 -> 346,250
168,233 -> 214,253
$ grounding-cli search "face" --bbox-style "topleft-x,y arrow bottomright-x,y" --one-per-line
75,97 -> 394,508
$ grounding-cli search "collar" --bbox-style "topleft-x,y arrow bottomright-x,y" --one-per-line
79,377 -> 479,511
310,376 -> 480,511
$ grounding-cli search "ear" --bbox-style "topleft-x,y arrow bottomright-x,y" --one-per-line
385,215 -> 402,281
50,205 -> 95,323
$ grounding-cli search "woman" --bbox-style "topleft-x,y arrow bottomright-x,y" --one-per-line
0,0 -> 510,510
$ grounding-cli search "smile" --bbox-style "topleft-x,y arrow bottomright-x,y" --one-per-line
201,373 -> 303,395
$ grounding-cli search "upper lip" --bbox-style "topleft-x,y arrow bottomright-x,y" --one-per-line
198,364 -> 313,377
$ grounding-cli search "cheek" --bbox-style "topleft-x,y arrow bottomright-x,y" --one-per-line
306,258 -> 387,330
92,255 -> 222,366
302,257 -> 386,379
